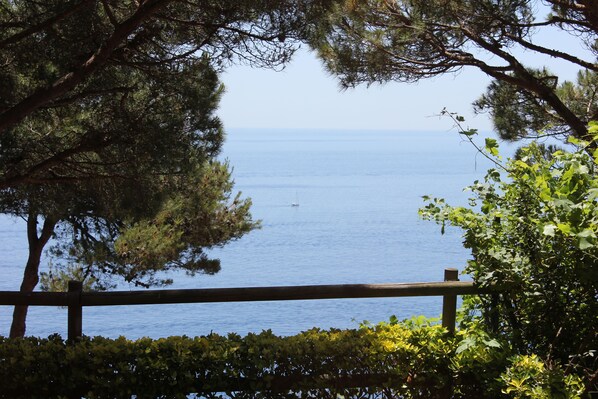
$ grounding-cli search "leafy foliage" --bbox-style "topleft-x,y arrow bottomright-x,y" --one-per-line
0,0 -> 318,335
310,0 -> 598,143
500,354 -> 585,399
1,52 -> 259,337
40,161 -> 258,290
0,0 -> 335,169
474,69 -> 598,141
0,321 -> 584,398
420,134 -> 598,390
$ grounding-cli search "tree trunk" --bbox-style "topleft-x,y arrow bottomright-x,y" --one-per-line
9,213 -> 56,338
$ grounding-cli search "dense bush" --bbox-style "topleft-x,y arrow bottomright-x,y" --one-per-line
420,130 -> 598,392
0,321 -> 583,398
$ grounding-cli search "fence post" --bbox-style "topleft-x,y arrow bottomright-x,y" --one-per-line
442,268 -> 458,335
68,280 -> 83,342
441,268 -> 459,399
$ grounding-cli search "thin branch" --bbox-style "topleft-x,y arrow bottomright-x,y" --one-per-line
100,0 -> 119,27
460,27 -> 592,142
505,33 -> 598,72
14,173 -> 136,186
42,87 -> 134,108
0,0 -> 172,135
203,22 -> 282,43
0,0 -> 96,48
0,133 -> 120,189
441,109 -> 510,173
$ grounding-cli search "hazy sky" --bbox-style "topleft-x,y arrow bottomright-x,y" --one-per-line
218,49 -> 493,132
217,21 -> 588,132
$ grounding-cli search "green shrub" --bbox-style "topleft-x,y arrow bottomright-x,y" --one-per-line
420,133 -> 598,391
0,323 -> 445,398
0,321 -> 585,398
500,354 -> 585,399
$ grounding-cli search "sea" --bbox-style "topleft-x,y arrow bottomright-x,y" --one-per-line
0,128 -> 505,339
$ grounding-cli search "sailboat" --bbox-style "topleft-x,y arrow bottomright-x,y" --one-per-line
291,191 -> 299,207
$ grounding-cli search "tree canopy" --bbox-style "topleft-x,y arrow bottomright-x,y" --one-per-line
0,0 -> 338,336
1,54 -> 259,336
310,0 -> 598,143
0,0 -> 333,188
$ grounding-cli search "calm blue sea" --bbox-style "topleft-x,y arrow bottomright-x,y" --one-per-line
0,129 -> 503,339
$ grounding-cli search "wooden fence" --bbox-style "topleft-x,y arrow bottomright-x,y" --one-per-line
0,268 -> 486,340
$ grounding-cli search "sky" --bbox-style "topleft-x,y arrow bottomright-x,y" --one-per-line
217,9 -> 590,133
220,49 -> 490,131
218,48 -> 493,132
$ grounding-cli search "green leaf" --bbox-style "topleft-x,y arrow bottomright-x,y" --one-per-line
577,229 -> 596,249
578,237 -> 594,250
462,128 -> 478,137
484,138 -> 499,156
588,188 -> 598,201
542,224 -> 556,237
483,339 -> 501,348
567,136 -> 582,146
577,229 -> 595,239
557,223 -> 571,235
513,160 -> 529,170
456,337 -> 476,354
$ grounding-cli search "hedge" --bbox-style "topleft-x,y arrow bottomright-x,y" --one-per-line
0,322 -> 584,399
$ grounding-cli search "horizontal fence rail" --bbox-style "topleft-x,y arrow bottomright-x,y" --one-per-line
0,281 -> 482,307
0,268 -> 489,340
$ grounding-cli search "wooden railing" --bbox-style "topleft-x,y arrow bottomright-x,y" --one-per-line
0,268 -> 486,340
